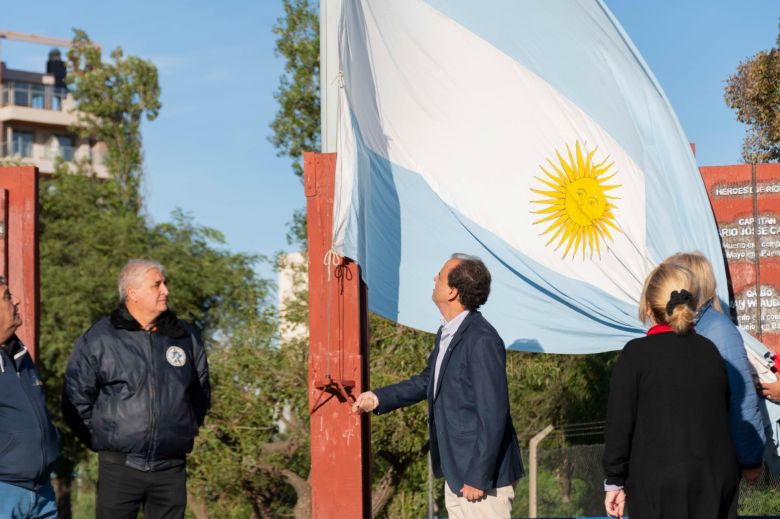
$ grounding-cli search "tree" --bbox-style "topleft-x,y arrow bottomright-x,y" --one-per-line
66,29 -> 161,212
270,0 -> 321,179
724,23 -> 780,163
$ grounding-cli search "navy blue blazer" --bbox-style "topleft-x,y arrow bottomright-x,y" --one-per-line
374,311 -> 524,492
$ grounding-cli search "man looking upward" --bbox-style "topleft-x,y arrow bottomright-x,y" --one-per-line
354,254 -> 523,518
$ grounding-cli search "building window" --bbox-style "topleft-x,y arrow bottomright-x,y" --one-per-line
13,83 -> 30,107
51,90 -> 63,111
54,135 -> 75,161
31,84 -> 45,109
12,131 -> 33,158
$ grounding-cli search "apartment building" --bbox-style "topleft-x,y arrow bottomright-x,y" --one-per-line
0,48 -> 108,177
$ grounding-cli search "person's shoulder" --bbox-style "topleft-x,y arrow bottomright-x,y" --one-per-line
697,307 -> 742,343
178,319 -> 201,341
697,306 -> 737,333
81,315 -> 115,339
623,334 -> 655,348
620,335 -> 651,356
467,312 -> 500,337
463,312 -> 504,347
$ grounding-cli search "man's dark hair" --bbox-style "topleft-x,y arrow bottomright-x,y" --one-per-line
447,253 -> 491,311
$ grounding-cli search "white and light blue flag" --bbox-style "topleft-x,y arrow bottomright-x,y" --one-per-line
332,0 -> 727,353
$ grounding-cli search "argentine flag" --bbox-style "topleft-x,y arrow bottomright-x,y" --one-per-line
332,0 -> 726,353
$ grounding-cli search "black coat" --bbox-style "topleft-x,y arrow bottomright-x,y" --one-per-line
374,311 -> 524,492
603,331 -> 739,519
64,306 -> 211,471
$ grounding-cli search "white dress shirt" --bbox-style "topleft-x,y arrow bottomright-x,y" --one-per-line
433,310 -> 469,395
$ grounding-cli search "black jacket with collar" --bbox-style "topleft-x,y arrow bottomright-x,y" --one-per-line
373,311 -> 524,492
0,336 -> 60,489
63,305 -> 210,471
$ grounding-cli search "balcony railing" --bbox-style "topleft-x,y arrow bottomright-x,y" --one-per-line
0,141 -> 33,158
1,142 -> 75,162
43,145 -> 75,161
1,81 -> 69,112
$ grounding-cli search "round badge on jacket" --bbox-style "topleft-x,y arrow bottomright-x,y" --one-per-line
166,346 -> 187,367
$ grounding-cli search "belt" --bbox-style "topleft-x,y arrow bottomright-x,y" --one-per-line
98,451 -> 127,465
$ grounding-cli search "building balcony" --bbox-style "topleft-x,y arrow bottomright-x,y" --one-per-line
0,82 -> 78,127
0,140 -> 108,177
2,81 -> 69,112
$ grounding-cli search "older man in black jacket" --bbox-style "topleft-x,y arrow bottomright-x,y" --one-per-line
354,254 -> 523,519
64,259 -> 210,519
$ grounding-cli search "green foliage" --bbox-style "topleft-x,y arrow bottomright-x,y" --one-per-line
512,469 -> 588,517
184,252 -> 310,517
738,479 -> 780,514
508,352 -> 617,448
270,0 -> 321,177
187,321 -> 297,518
725,23 -> 780,163
368,316 -> 439,518
67,29 -> 161,211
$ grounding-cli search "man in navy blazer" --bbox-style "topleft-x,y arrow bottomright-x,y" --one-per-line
354,253 -> 523,518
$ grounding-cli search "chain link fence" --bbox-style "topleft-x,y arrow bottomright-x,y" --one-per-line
513,442 -> 780,517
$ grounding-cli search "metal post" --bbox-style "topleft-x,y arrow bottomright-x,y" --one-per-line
319,0 -> 342,153
751,162 -> 763,341
528,424 -> 554,519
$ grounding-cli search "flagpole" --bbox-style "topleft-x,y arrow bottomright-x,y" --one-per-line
320,0 -> 341,153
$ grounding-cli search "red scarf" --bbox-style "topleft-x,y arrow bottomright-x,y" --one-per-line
647,324 -> 673,335
646,324 -> 695,335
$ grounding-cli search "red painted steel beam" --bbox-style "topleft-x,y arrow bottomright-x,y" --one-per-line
305,152 -> 371,518
0,167 -> 39,360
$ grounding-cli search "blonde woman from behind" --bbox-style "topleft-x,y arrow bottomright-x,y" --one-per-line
603,263 -> 739,519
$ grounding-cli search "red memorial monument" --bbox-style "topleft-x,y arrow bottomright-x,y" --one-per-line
700,163 -> 780,352
0,166 -> 39,360
305,153 -> 371,518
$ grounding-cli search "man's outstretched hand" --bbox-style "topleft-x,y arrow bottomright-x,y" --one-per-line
352,391 -> 379,413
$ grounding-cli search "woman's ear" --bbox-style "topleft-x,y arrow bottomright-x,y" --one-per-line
646,305 -> 656,325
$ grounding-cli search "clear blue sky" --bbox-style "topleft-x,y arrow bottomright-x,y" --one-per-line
3,1 -> 778,280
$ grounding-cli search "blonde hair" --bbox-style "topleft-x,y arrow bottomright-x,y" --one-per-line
663,251 -> 723,313
638,264 -> 696,334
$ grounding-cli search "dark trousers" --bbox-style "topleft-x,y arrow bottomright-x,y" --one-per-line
97,461 -> 186,519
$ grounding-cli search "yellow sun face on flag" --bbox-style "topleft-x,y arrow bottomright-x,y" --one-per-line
531,141 -> 621,260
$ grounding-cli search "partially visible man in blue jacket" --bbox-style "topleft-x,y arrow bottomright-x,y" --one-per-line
0,277 -> 60,518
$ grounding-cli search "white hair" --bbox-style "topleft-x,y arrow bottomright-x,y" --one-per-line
118,259 -> 165,302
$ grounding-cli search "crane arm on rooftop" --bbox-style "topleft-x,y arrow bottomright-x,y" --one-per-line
0,30 -> 72,49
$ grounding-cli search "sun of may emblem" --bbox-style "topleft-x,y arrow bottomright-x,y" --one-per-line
530,141 -> 621,260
